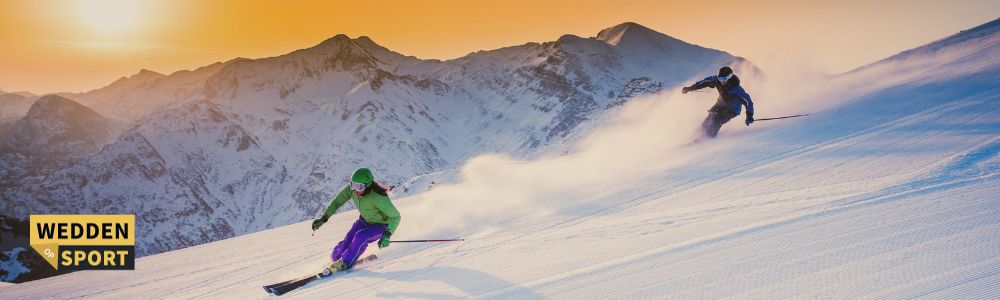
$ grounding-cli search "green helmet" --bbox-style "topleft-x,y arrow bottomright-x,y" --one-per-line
351,168 -> 374,185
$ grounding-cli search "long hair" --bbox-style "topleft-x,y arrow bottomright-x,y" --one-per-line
361,181 -> 389,196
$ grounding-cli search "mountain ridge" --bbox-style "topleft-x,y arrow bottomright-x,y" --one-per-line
3,22 -> 753,265
0,95 -> 121,185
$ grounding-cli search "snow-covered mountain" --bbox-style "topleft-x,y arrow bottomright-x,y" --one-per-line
0,95 -> 121,185
4,99 -> 287,255
842,17 -> 1000,90
62,61 -> 233,123
2,17 -> 997,298
3,22 -> 752,261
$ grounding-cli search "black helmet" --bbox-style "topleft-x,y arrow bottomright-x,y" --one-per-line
718,66 -> 736,84
718,66 -> 733,77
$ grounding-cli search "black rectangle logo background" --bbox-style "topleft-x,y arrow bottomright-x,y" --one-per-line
59,245 -> 135,271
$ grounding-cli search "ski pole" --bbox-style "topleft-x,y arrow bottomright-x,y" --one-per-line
390,239 -> 464,243
754,114 -> 809,121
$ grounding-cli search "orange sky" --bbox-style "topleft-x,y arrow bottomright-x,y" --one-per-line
1,0 -> 997,94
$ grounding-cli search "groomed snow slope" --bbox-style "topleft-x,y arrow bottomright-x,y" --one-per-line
4,23 -> 1000,299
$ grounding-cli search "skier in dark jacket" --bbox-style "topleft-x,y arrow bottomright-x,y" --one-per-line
682,66 -> 755,138
311,167 -> 400,275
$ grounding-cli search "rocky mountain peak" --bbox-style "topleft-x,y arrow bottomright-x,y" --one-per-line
317,34 -> 352,47
595,22 -> 669,46
1,95 -> 119,179
24,95 -> 99,120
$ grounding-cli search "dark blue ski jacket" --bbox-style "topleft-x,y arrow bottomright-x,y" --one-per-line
687,75 -> 754,116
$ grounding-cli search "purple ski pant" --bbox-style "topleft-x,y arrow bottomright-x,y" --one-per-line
331,217 -> 386,267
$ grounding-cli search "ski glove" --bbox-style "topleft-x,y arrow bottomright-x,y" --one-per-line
745,112 -> 754,126
378,230 -> 392,248
681,87 -> 692,94
311,215 -> 328,230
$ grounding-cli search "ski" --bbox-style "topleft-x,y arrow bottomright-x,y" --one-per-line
263,254 -> 378,296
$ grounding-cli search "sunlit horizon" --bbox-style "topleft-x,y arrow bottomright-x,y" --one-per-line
1,0 -> 998,94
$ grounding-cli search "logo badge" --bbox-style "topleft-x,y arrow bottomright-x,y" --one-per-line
29,215 -> 136,270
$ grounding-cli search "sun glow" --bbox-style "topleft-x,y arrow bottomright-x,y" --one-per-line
74,0 -> 143,36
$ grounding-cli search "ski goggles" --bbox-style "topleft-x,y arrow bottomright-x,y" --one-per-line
718,73 -> 734,84
350,181 -> 368,192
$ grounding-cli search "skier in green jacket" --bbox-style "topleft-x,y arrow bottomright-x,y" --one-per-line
310,168 -> 400,273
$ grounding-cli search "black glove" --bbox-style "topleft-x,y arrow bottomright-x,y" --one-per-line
378,230 -> 392,248
681,87 -> 692,94
311,215 -> 328,230
745,112 -> 754,126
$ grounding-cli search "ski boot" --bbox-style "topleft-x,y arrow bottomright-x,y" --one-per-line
318,259 -> 348,278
